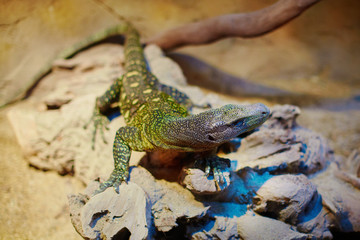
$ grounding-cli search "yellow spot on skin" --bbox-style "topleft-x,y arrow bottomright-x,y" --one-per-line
125,46 -> 141,52
128,60 -> 141,65
143,89 -> 152,94
130,82 -> 139,87
121,93 -> 127,100
152,98 -> 160,102
138,105 -> 146,111
126,71 -> 140,77
132,99 -> 139,104
124,111 -> 130,119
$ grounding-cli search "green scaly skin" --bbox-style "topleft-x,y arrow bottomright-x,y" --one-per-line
88,24 -> 270,194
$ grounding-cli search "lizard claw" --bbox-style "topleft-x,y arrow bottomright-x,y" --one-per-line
93,170 -> 128,195
203,156 -> 230,189
194,102 -> 212,109
84,100 -> 110,149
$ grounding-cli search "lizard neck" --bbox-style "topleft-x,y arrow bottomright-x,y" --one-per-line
158,115 -> 214,151
124,26 -> 147,72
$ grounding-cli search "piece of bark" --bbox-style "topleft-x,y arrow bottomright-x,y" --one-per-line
312,163 -> 360,233
80,182 -> 151,240
191,211 -> 310,240
69,167 -> 210,238
168,52 -> 292,98
6,44 -> 126,182
187,167 -> 273,204
180,167 -> 231,194
147,0 -> 321,50
130,167 -> 210,233
252,174 -> 332,239
252,174 -> 318,224
224,105 -> 333,175
334,150 -> 360,189
236,211 -> 310,240
68,193 -> 89,238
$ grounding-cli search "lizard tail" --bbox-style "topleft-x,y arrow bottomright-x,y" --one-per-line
59,24 -> 130,59
27,24 -> 130,98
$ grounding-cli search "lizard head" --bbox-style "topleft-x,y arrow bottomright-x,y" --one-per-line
200,103 -> 270,145
162,103 -> 270,151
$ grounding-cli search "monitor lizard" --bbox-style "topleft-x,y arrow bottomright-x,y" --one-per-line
86,23 -> 270,194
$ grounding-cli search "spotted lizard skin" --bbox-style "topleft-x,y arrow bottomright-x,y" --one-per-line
87,24 -> 270,194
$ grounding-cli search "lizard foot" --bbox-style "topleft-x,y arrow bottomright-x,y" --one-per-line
194,102 -> 212,109
84,99 -> 110,149
93,170 -> 128,195
195,156 -> 231,190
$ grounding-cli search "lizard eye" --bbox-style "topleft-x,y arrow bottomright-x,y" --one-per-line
207,134 -> 216,141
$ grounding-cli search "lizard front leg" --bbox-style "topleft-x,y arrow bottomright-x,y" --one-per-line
84,76 -> 123,149
158,83 -> 211,111
195,150 -> 231,190
94,125 -> 146,195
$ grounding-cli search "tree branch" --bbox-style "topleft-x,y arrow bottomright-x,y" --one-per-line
147,0 -> 321,50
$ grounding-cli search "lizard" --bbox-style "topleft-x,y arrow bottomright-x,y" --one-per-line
86,23 -> 270,194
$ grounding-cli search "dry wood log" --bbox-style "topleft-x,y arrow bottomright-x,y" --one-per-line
147,0 -> 321,50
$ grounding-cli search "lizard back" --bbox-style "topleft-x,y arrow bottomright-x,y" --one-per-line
119,25 -> 188,125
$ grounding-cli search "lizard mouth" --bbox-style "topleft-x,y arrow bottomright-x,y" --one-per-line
231,118 -> 246,128
231,113 -> 269,133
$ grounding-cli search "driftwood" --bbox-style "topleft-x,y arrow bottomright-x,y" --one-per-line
147,0 -> 321,50
8,44 -> 360,239
167,52 -> 292,98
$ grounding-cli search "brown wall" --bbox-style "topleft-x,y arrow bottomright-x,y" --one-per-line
1,0 -> 359,105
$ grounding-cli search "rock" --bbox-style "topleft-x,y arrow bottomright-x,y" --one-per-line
298,110 -> 360,158
225,105 -> 333,175
68,193 -> 89,237
252,174 -> 332,239
180,164 -> 231,194
334,150 -> 360,189
190,216 -> 240,239
80,183 -> 151,240
6,44 -> 140,184
312,163 -> 360,233
196,167 -> 273,205
236,212 -> 310,240
191,211 -> 310,240
130,167 -> 209,232
296,207 -> 333,240
69,167 -> 209,238
252,174 -> 317,225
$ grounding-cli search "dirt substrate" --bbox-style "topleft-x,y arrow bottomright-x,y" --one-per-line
0,107 -> 84,240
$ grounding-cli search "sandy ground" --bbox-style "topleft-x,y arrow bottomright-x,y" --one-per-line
0,105 -> 83,239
